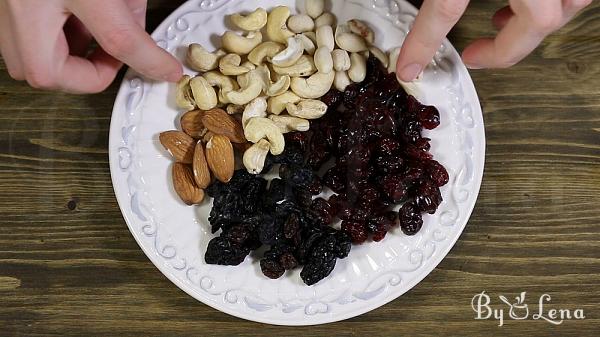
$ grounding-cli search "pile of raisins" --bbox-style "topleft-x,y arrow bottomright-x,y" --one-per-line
204,57 -> 448,285
205,144 -> 351,286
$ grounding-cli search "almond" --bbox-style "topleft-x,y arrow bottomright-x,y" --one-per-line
201,108 -> 246,143
192,141 -> 211,189
205,134 -> 235,183
159,130 -> 195,163
172,163 -> 205,205
180,110 -> 207,138
202,131 -> 216,144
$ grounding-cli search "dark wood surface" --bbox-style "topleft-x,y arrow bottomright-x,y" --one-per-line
1,0 -> 599,336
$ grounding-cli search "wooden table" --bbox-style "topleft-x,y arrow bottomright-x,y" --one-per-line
1,0 -> 598,335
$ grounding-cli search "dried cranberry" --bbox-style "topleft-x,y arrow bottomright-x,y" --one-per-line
342,221 -> 368,244
417,106 -> 440,130
381,175 -> 408,203
374,155 -> 404,174
377,137 -> 401,156
414,180 -> 443,214
323,165 -> 347,193
426,159 -> 449,187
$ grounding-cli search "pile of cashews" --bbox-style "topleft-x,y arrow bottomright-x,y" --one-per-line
176,0 -> 412,175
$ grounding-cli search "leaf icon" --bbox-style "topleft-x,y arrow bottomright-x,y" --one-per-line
516,292 -> 526,305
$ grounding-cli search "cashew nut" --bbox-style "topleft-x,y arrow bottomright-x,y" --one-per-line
255,64 -> 272,91
242,97 -> 267,127
203,71 -> 238,104
244,117 -> 285,155
298,33 -> 316,55
316,25 -> 335,51
225,69 -> 264,105
288,14 -> 315,33
332,49 -> 351,72
230,8 -> 268,31
272,55 -> 317,77
315,12 -> 337,28
222,31 -> 262,55
271,35 -> 304,67
306,0 -> 325,19
243,139 -> 271,174
388,47 -> 400,74
176,75 -> 195,110
286,99 -> 328,119
267,91 -> 301,115
219,54 -> 252,76
303,31 -> 317,44
186,44 -> 226,72
348,19 -> 375,44
314,47 -> 333,73
226,104 -> 244,115
248,41 -> 285,65
369,45 -> 388,68
348,52 -> 367,83
241,61 -> 256,70
335,24 -> 368,52
290,71 -> 335,98
190,76 -> 218,110
269,115 -> 310,133
267,75 -> 291,96
266,6 -> 295,44
334,71 -> 351,91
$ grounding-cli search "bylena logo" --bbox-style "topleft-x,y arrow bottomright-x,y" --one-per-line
471,291 -> 586,326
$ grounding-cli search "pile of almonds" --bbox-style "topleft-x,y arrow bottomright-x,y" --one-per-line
162,0 -> 416,205
160,108 -> 245,204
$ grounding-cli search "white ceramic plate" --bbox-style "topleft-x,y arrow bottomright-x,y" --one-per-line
109,0 -> 485,326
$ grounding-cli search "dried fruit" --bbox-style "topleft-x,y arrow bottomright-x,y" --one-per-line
172,163 -> 205,205
206,135 -> 235,183
201,108 -> 246,143
159,130 -> 195,164
192,141 -> 211,189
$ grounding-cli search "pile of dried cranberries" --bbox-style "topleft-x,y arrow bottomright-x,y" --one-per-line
205,57 -> 448,285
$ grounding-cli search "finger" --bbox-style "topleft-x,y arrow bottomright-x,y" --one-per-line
124,0 -> 148,28
70,0 -> 182,82
397,0 -> 470,81
492,6 -> 513,30
562,0 -> 592,20
462,0 -> 563,69
0,28 -> 24,80
0,2 -> 24,80
57,49 -> 123,93
64,16 -> 93,57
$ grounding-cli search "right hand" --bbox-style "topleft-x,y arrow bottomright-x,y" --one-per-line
396,0 -> 592,82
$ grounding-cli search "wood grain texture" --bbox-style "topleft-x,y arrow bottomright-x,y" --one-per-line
0,0 -> 599,336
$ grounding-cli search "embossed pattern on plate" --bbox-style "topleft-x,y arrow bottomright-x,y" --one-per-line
109,0 -> 485,325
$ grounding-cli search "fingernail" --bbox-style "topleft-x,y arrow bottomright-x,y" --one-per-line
399,63 -> 423,82
465,63 -> 484,70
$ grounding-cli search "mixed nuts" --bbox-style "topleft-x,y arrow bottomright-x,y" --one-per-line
165,0 -> 420,204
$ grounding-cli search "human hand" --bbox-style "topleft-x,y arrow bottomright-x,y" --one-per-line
396,0 -> 592,81
0,0 -> 182,93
